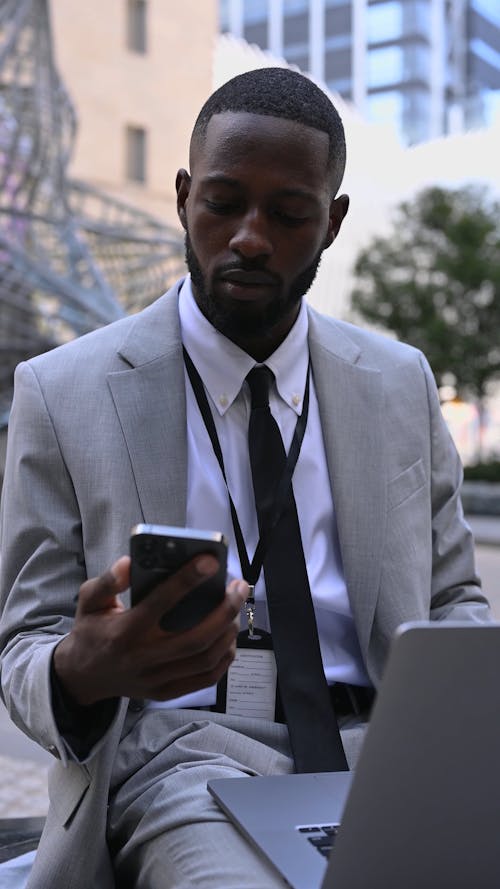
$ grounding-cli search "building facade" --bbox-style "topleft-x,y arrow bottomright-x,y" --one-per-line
219,0 -> 500,145
51,0 -> 218,226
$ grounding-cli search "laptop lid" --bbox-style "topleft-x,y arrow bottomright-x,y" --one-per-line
327,621 -> 500,889
208,622 -> 500,889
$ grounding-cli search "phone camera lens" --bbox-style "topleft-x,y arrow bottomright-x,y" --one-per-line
136,537 -> 158,568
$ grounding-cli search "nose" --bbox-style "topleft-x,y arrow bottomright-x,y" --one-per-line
229,209 -> 272,260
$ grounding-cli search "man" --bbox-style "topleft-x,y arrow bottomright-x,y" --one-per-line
0,68 -> 490,888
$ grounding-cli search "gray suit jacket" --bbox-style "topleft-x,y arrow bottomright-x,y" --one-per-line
0,281 -> 490,887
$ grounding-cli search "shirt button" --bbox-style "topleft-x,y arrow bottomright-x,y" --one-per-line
292,394 -> 301,407
219,394 -> 229,408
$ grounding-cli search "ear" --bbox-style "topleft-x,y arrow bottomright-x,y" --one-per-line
324,193 -> 349,249
176,168 -> 191,231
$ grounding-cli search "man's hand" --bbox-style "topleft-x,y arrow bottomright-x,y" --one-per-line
53,555 -> 247,707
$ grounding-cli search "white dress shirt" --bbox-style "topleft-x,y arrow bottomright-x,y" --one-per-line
149,278 -> 369,710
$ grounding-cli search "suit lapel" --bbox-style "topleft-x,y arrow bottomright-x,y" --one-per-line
308,309 -> 387,660
106,288 -> 385,658
107,283 -> 188,527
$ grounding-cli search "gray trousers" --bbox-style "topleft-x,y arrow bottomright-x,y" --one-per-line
107,707 -> 367,889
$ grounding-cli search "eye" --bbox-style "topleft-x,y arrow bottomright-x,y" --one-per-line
205,200 -> 237,215
273,209 -> 309,227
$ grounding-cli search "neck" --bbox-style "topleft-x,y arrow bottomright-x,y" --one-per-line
191,287 -> 301,362
225,326 -> 291,362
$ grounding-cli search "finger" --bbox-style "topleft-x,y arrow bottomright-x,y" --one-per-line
139,579 -> 245,673
77,556 -> 131,614
130,554 -> 219,629
173,578 -> 246,647
227,578 -> 249,607
145,637 -> 238,701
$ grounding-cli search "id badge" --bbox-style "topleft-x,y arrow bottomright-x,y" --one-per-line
216,629 -> 281,721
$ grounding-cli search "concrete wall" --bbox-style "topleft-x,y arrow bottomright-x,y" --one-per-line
51,0 -> 217,226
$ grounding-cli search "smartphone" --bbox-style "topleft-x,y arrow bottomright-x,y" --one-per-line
130,524 -> 228,632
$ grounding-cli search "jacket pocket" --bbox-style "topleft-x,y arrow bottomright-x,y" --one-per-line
388,458 -> 426,510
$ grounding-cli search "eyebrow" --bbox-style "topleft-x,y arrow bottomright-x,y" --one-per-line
199,174 -> 320,203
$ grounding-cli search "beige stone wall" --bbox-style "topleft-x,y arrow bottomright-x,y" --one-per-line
50,0 -> 217,227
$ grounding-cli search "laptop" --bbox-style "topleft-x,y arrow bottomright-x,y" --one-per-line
208,621 -> 500,889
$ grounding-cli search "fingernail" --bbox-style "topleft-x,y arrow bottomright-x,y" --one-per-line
195,555 -> 216,576
236,581 -> 248,596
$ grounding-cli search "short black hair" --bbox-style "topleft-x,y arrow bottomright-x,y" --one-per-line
190,67 -> 346,196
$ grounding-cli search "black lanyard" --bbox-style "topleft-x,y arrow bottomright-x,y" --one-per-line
183,346 -> 311,589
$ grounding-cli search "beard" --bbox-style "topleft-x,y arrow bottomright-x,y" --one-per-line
184,230 -> 323,345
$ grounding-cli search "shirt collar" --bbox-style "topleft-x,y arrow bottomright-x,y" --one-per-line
179,276 -> 310,416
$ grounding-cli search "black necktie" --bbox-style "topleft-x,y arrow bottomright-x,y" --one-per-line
246,366 -> 348,773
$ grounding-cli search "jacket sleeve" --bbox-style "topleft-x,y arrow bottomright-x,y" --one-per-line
420,352 -> 490,622
0,361 -> 122,764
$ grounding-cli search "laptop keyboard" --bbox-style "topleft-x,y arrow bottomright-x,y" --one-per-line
297,824 -> 340,859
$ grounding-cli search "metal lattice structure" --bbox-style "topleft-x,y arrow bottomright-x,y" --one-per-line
0,0 -> 186,421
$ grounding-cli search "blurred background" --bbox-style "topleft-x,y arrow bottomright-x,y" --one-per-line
0,0 -> 499,817
0,0 -> 499,472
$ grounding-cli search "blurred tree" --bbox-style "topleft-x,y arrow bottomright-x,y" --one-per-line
350,186 -> 500,417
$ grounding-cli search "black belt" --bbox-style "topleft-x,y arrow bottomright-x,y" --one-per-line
191,682 -> 375,721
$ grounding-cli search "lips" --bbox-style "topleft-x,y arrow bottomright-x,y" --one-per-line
218,268 -> 278,287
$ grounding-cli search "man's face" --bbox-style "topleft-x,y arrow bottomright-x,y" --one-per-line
176,112 -> 348,354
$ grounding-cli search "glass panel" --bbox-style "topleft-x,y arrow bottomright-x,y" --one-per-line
327,77 -> 352,94
402,90 -> 431,144
367,46 -> 403,87
219,0 -> 230,30
243,0 -> 268,23
404,0 -> 430,36
367,2 -> 402,43
366,89 -> 403,125
284,12 -> 309,43
284,0 -> 309,12
367,43 -> 431,88
367,89 -> 431,144
471,0 -> 500,28
483,89 -> 500,123
367,1 -> 430,44
244,21 -> 268,48
404,43 -> 431,81
469,38 -> 500,70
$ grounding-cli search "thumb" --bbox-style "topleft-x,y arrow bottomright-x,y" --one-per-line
77,556 -> 130,614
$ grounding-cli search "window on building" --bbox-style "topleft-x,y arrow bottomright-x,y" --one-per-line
219,0 -> 230,30
367,88 -> 430,144
125,126 -> 147,183
243,0 -> 268,24
367,1 -> 402,43
367,1 -> 430,45
127,0 -> 147,53
284,0 -> 308,12
366,0 -> 431,43
366,90 -> 404,139
471,0 -> 500,28
367,46 -> 403,87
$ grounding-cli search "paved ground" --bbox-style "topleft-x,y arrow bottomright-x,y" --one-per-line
0,513 -> 498,820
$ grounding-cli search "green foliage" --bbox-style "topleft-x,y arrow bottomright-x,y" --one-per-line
350,186 -> 500,400
463,461 -> 500,483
